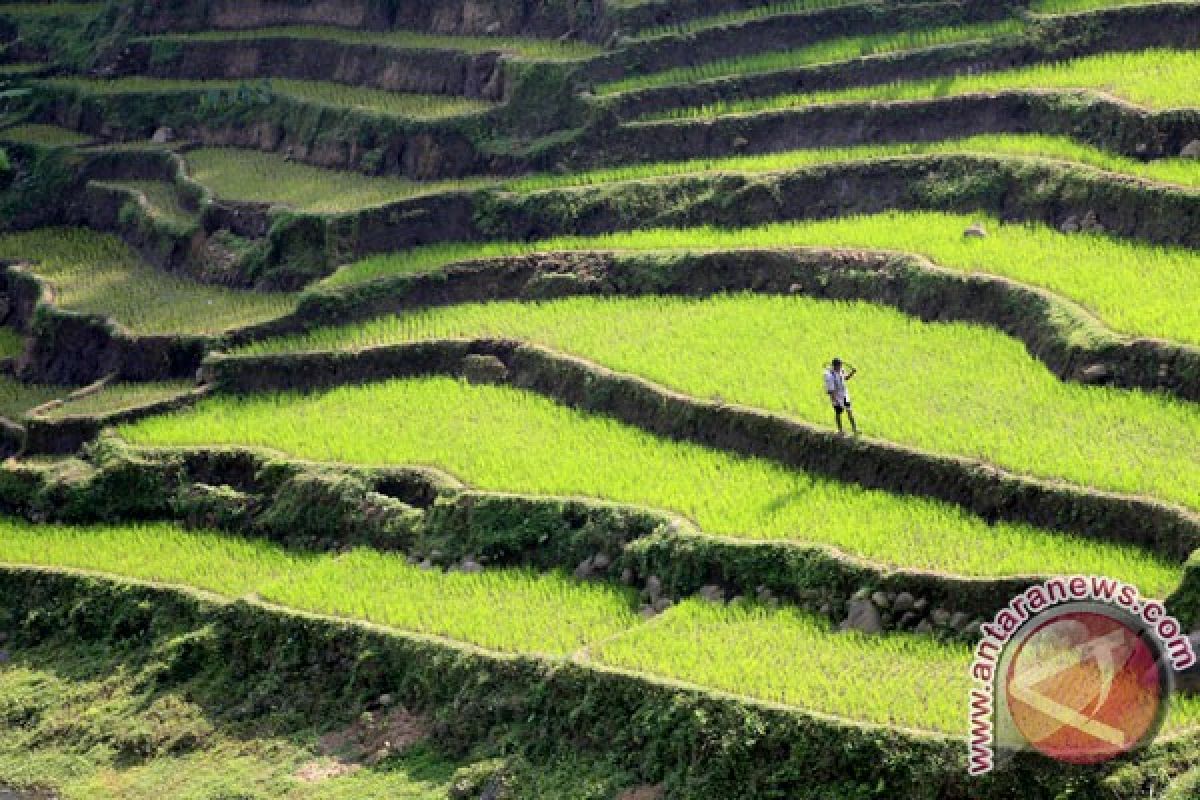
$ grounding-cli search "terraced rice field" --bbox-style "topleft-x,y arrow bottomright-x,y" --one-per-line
6,0 -> 1200,792
2,515 -> 1196,734
96,180 -> 198,228
322,211 -> 1200,346
598,19 -> 1026,94
117,376 -> 1183,592
652,48 -> 1200,119
179,133 -> 1200,214
41,77 -> 495,118
184,148 -> 487,212
240,293 -> 1200,513
0,228 -> 294,334
32,381 -> 193,420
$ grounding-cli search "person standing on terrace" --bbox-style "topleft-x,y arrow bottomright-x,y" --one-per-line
824,358 -> 858,435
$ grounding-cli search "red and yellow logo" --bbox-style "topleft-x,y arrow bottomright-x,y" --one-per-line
1004,610 -> 1165,764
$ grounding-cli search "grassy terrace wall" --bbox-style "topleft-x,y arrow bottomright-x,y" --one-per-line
0,564 -> 1105,799
128,0 -> 608,41
601,3 -> 1200,120
204,341 -> 1200,570
591,0 -> 1019,82
115,38 -> 511,101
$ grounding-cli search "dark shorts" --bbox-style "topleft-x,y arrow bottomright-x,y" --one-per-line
833,400 -> 851,412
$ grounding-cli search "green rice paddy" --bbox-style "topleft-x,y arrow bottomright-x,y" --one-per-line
0,123 -> 91,146
322,211 -> 1200,347
650,48 -> 1200,119
117,376 -> 1183,592
0,228 -> 295,335
599,20 -> 1025,94
0,516 -> 1195,733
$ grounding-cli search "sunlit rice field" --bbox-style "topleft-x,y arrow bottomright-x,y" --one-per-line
322,210 -> 1200,347
648,48 -> 1200,119
0,517 -> 637,655
598,20 -> 1025,94
117,376 -> 1183,592
2,516 -> 1197,733
94,180 -> 198,228
0,228 -> 295,335
0,515 -> 1196,732
240,293 -> 1200,514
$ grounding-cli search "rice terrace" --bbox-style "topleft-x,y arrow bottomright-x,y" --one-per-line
5,0 -> 1200,797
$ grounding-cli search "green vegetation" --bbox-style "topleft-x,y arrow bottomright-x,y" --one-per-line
0,122 -> 91,146
0,517 -> 640,655
599,20 -> 1025,94
0,62 -> 44,75
184,148 -> 487,213
594,598 -> 1200,733
118,133 -> 1200,214
118,376 -> 1183,591
241,293 -> 1200,515
323,210 -> 1200,347
96,180 -> 198,228
630,0 -> 880,40
0,228 -> 295,335
0,643 -> 470,799
0,516 -> 1196,735
147,25 -> 604,61
42,78 -> 495,119
0,375 -> 61,420
1030,0 -> 1187,11
651,48 -> 1200,119
34,381 -> 193,419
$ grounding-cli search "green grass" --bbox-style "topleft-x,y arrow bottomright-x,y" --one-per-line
184,148 -> 488,213
598,20 -> 1025,94
34,381 -> 193,420
1031,0 -> 1193,11
0,516 -> 1194,735
181,133 -> 1200,214
0,122 -> 91,146
0,517 -> 639,656
628,0 -> 882,40
0,376 -> 61,420
594,597 -> 1200,733
241,292 -> 1200,515
0,228 -> 295,335
41,78 -> 494,119
650,48 -> 1200,119
95,180 -> 199,228
321,210 -> 1200,347
117,376 -> 1183,592
145,25 -> 603,61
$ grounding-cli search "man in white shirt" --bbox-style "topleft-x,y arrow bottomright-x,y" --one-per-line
824,357 -> 858,435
